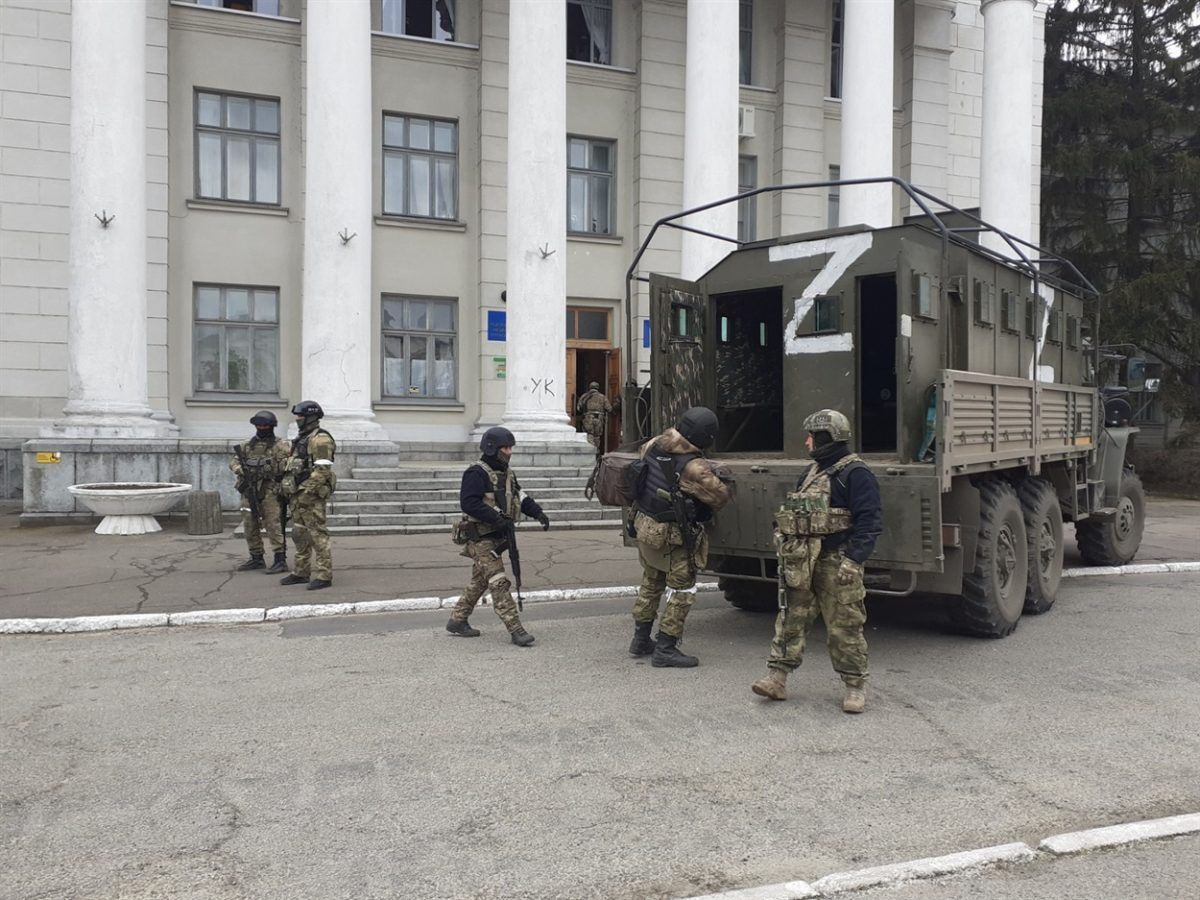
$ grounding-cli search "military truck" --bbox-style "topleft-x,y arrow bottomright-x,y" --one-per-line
622,178 -> 1146,637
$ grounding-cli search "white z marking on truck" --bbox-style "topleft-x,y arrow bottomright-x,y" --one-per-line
769,232 -> 873,355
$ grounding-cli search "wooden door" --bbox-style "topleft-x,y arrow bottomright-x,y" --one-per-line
606,348 -> 621,450
565,348 -> 577,418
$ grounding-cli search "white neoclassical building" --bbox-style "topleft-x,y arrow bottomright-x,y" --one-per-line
0,0 -> 1046,514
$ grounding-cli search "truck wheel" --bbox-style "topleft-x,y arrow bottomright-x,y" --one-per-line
720,577 -> 777,613
955,480 -> 1027,638
1076,470 -> 1146,566
1019,478 -> 1063,615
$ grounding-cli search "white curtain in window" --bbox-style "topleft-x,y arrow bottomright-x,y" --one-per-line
579,0 -> 611,64
434,157 -> 455,219
435,0 -> 455,39
382,0 -> 403,34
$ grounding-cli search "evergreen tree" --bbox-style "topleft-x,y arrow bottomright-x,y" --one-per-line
1042,0 -> 1200,427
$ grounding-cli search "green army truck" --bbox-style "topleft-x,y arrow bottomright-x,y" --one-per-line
622,179 -> 1146,637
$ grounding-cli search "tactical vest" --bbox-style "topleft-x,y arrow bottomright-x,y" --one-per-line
635,441 -> 700,521
240,436 -> 282,484
580,391 -> 607,416
463,460 -> 521,536
291,428 -> 336,487
774,453 -> 864,538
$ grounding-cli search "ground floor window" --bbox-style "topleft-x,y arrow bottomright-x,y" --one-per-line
193,284 -> 279,394
382,295 -> 457,399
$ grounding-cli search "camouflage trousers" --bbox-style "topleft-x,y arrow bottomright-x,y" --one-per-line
449,538 -> 521,631
583,413 -> 605,449
633,541 -> 699,638
767,552 -> 869,689
290,492 -> 331,581
241,489 -> 284,555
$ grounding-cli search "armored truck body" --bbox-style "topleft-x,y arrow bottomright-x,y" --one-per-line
626,183 -> 1144,636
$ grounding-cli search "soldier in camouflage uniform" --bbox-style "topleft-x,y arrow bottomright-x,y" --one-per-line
630,406 -> 734,668
446,426 -> 551,646
576,382 -> 613,449
752,409 -> 882,713
279,400 -> 337,591
230,410 -> 290,573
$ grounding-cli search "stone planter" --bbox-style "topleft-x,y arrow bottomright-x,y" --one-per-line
67,482 -> 193,535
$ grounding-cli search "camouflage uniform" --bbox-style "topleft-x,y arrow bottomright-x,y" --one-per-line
230,436 -> 289,556
576,386 -> 613,449
633,427 -> 733,639
766,451 -> 873,689
449,460 -> 524,630
282,427 -> 336,582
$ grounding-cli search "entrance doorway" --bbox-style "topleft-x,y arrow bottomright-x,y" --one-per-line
712,288 -> 784,453
566,306 -> 621,451
858,274 -> 897,453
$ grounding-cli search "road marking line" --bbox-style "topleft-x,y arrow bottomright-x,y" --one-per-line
5,563 -> 1199,635
1039,813 -> 1200,855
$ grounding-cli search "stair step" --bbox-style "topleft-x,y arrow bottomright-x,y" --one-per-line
352,465 -> 592,479
337,476 -> 590,491
328,508 -> 623,527
334,486 -> 590,503
328,519 -> 620,535
330,497 -> 600,514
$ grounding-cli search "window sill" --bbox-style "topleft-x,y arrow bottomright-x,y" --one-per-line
568,233 -> 623,245
375,215 -> 467,232
187,198 -> 290,217
186,395 -> 289,408
371,30 -> 479,50
374,400 -> 465,411
371,31 -> 480,66
168,2 -> 299,24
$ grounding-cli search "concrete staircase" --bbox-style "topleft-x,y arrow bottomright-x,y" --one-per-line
327,450 -> 622,535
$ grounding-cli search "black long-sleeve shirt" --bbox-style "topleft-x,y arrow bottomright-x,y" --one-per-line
801,445 -> 883,563
459,457 -> 544,525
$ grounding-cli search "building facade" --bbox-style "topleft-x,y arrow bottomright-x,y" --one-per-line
0,0 -> 1047,509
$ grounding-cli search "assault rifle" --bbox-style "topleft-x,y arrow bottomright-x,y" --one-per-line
492,515 -> 524,612
655,483 -> 701,575
233,444 -> 261,523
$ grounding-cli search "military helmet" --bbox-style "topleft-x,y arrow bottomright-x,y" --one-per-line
677,406 -> 719,450
803,408 -> 852,442
250,410 -> 278,428
292,400 -> 324,418
588,381 -> 600,391
480,425 -> 516,456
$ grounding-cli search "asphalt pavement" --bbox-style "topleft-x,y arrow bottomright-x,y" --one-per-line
2,571 -> 1199,899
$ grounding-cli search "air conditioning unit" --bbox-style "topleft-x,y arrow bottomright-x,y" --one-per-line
738,104 -> 755,140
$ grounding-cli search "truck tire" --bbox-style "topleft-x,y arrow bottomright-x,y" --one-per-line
1076,470 -> 1146,567
720,577 -> 777,613
955,480 -> 1027,638
1019,478 -> 1063,615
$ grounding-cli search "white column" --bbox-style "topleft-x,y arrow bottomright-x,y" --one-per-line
301,0 -> 386,439
501,0 -> 580,440
979,0 -> 1036,255
56,0 -> 169,438
838,0 -> 895,228
680,0 -> 739,282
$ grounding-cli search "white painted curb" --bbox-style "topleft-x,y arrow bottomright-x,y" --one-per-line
1061,560 -> 1200,578
168,608 -> 265,626
686,881 -> 815,900
809,842 -> 1035,895
5,562 -> 1198,635
1039,813 -> 1200,855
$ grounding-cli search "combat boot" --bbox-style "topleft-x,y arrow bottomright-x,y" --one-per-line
842,686 -> 866,714
446,619 -> 480,637
237,553 -> 265,571
628,621 -> 655,657
751,668 -> 789,701
265,551 -> 288,574
280,574 -> 309,586
509,625 -> 535,647
307,579 -> 332,591
651,633 -> 698,668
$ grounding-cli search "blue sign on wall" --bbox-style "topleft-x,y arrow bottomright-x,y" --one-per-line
487,310 -> 506,342
643,318 -> 651,349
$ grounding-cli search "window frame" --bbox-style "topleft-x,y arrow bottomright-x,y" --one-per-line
567,135 -> 616,236
193,89 -> 282,206
194,0 -> 282,16
912,272 -> 937,321
381,112 -> 460,221
566,306 -> 612,346
566,0 -> 613,66
379,0 -> 456,41
1024,297 -> 1036,338
739,0 -> 753,86
830,0 -> 844,99
380,294 -> 459,401
1066,314 -> 1081,350
827,164 -> 841,228
814,295 -> 840,334
1047,307 -> 1062,344
192,283 -> 281,396
737,155 -> 757,243
973,279 -> 994,327
1000,289 -> 1018,333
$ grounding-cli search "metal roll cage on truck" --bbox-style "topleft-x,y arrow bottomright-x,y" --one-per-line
623,177 -> 1147,637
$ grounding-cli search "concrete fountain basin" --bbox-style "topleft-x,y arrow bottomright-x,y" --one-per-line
67,482 -> 193,535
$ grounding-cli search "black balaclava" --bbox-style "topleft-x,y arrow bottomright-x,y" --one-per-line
810,430 -> 846,467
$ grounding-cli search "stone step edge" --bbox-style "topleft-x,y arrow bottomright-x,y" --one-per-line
684,812 -> 1200,899
234,519 -> 622,536
0,582 -> 723,634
